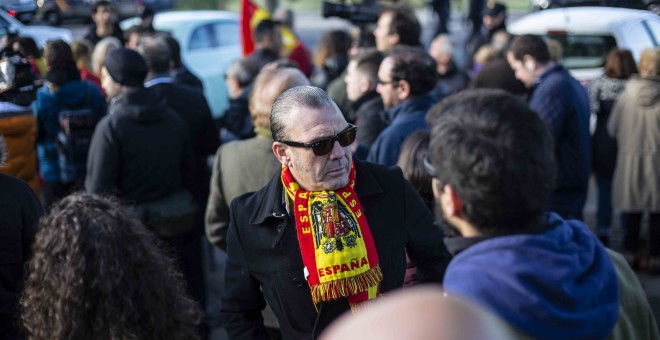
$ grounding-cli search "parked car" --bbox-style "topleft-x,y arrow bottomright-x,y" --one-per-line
509,7 -> 659,86
38,0 -> 173,26
121,10 -> 241,120
0,0 -> 37,23
0,9 -> 72,48
530,0 -> 659,14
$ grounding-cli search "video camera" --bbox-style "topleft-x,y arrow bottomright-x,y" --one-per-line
322,0 -> 379,24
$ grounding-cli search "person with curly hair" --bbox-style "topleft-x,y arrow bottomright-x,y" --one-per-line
20,192 -> 201,339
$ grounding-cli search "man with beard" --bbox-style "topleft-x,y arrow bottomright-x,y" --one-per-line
424,89 -> 655,339
221,86 -> 450,339
366,46 -> 437,166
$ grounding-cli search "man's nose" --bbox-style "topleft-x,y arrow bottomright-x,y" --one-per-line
328,140 -> 346,160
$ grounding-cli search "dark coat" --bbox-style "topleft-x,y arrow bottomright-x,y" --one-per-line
367,94 -> 435,167
353,90 -> 385,150
0,174 -> 43,339
221,160 -> 451,339
220,85 -> 255,143
84,23 -> 125,47
529,64 -> 591,218
85,87 -> 195,204
146,76 -> 219,202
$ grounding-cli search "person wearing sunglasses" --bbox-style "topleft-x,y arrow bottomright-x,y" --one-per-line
221,85 -> 450,340
366,46 -> 438,167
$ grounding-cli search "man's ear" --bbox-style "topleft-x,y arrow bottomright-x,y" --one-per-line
272,142 -> 290,167
388,33 -> 400,48
361,77 -> 373,93
522,55 -> 536,72
397,79 -> 411,101
432,179 -> 462,219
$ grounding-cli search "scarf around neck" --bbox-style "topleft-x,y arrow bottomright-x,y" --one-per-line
281,162 -> 382,310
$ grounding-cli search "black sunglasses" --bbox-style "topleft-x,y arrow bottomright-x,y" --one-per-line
280,124 -> 357,156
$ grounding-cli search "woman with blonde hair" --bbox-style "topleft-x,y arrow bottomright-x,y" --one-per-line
90,36 -> 121,77
608,48 -> 660,271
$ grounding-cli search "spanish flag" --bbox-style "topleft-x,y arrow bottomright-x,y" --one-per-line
240,0 -> 302,58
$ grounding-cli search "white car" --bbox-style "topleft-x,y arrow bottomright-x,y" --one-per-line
122,10 -> 241,119
0,8 -> 72,48
509,7 -> 659,85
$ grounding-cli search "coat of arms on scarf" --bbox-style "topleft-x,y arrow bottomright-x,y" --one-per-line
281,162 -> 382,309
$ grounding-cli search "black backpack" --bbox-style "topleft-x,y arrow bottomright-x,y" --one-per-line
55,88 -> 98,184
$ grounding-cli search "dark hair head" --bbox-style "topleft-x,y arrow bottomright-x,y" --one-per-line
351,48 -> 384,85
381,4 -> 421,47
21,193 -> 201,339
387,46 -> 437,96
140,6 -> 155,19
125,25 -> 151,43
604,48 -> 638,79
15,37 -> 40,59
91,0 -> 112,14
44,40 -> 80,86
163,36 -> 182,67
397,130 -> 434,210
508,34 -> 551,64
270,86 -> 338,141
427,89 -> 556,236
253,19 -> 277,44
139,36 -> 171,73
315,30 -> 352,68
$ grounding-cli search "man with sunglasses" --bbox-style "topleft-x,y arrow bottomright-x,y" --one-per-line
367,46 -> 438,167
221,86 -> 450,339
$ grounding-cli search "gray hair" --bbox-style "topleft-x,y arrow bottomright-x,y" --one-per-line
139,36 -> 171,74
226,59 -> 259,88
270,86 -> 338,141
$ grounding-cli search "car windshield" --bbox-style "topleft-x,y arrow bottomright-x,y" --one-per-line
545,33 -> 617,69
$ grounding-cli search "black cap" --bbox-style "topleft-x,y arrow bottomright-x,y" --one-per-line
483,1 -> 507,16
103,48 -> 148,87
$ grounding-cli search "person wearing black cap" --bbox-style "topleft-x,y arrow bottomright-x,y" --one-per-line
32,39 -> 105,208
465,1 -> 507,70
86,48 -> 195,212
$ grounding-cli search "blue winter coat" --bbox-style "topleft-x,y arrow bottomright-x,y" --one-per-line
367,94 -> 435,166
528,65 -> 591,218
33,80 -> 105,183
444,212 -> 619,340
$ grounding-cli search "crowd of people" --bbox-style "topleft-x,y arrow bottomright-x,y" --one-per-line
0,0 -> 658,339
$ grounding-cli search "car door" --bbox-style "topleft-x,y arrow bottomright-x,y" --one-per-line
182,19 -> 241,119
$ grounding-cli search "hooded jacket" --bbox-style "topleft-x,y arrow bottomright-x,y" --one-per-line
0,102 -> 39,193
443,212 -> 619,340
32,80 -> 105,183
608,76 -> 660,211
85,87 -> 195,204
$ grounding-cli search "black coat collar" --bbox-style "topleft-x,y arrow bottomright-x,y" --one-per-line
249,159 -> 384,226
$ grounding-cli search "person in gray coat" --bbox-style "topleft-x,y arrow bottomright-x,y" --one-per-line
205,67 -> 309,250
608,48 -> 660,271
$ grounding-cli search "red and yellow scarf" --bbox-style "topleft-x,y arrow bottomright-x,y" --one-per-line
281,162 -> 382,310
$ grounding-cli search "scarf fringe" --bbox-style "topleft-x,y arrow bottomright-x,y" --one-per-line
311,266 -> 383,303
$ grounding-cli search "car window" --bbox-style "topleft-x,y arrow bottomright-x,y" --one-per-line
210,21 -> 239,47
189,24 -> 216,50
546,34 -> 617,69
189,21 -> 239,51
643,19 -> 659,47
